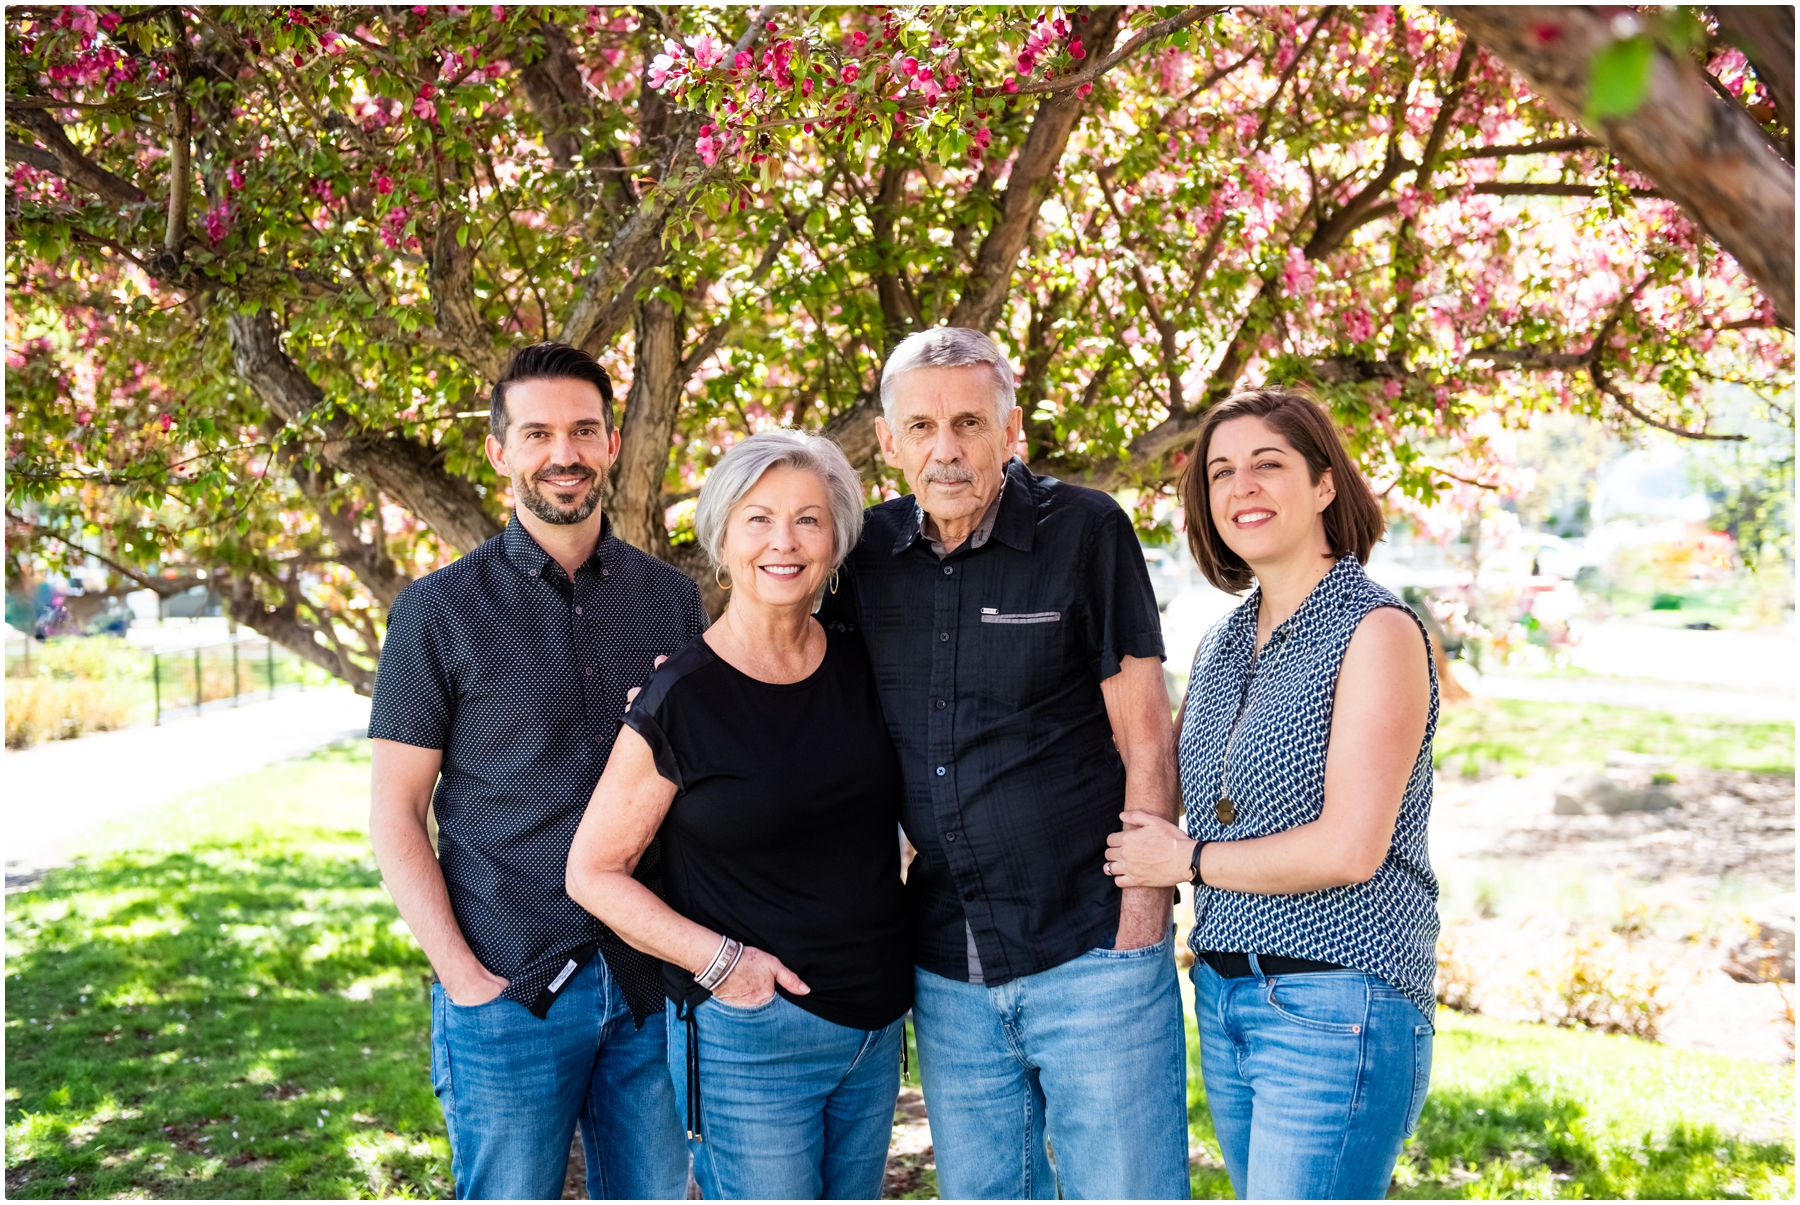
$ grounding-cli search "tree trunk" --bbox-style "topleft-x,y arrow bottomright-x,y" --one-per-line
608,298 -> 684,560
1440,5 -> 1795,327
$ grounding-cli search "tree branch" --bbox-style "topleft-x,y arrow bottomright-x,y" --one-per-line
8,108 -> 149,206
1439,5 -> 1794,327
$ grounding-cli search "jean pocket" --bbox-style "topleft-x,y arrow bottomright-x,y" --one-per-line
706,991 -> 783,1015
1405,1023 -> 1434,1136
1087,925 -> 1174,961
1263,973 -> 1368,1035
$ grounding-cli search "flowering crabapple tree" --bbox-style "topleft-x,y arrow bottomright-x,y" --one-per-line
7,5 -> 1792,690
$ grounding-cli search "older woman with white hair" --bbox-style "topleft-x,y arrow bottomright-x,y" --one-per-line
566,430 -> 910,1201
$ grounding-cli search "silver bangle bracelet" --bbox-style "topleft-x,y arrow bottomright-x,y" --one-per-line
695,936 -> 743,992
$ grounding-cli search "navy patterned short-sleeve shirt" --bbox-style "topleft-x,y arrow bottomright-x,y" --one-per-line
1180,555 -> 1440,1015
369,513 -> 707,1023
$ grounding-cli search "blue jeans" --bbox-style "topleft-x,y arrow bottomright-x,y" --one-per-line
666,994 -> 904,1199
429,956 -> 688,1200
1193,958 -> 1434,1199
912,926 -> 1191,1200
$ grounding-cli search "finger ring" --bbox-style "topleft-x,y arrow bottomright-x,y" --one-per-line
1104,861 -> 1113,875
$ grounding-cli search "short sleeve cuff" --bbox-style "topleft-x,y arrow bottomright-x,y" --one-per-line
620,708 -> 684,790
1093,629 -> 1167,682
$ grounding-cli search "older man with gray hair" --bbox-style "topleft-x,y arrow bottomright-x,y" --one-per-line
819,327 -> 1190,1198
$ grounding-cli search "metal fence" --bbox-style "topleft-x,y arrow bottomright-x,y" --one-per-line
4,629 -> 325,730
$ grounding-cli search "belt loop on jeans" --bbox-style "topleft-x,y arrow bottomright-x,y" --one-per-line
1246,951 -> 1265,981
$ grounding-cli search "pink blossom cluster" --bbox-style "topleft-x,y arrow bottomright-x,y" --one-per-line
204,201 -> 234,245
379,206 -> 412,249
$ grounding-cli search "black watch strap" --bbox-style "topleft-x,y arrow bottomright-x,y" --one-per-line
1188,838 -> 1207,887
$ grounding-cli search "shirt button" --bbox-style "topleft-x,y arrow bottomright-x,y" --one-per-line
943,565 -> 953,576
946,831 -> 958,842
935,699 -> 947,709
585,666 -> 594,677
940,631 -> 950,642
936,765 -> 946,776
574,606 -> 583,615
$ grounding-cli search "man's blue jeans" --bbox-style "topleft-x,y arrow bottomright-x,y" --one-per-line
429,956 -> 688,1200
666,994 -> 905,1199
912,925 -> 1191,1199
1193,957 -> 1434,1199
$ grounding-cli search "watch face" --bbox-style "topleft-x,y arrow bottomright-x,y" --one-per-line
1214,798 -> 1236,825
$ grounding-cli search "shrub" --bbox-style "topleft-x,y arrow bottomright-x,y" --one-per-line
5,677 -> 134,748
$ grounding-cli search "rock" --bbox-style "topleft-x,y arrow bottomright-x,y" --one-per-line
1724,895 -> 1796,983
1552,774 -> 1681,816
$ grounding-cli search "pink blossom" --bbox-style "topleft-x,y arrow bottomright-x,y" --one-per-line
1017,52 -> 1035,74
99,11 -> 120,31
695,134 -> 721,166
1075,82 -> 1092,99
842,62 -> 859,84
1068,37 -> 1085,60
412,95 -> 437,120
380,206 -> 411,249
159,412 -> 173,432
373,173 -> 394,194
1344,308 -> 1375,343
916,76 -> 943,102
902,56 -> 919,76
1382,379 -> 1403,400
848,30 -> 867,52
974,127 -> 991,148
917,65 -> 934,83
685,33 -> 724,71
412,5 -> 427,14
734,51 -> 752,70
227,165 -> 246,190
204,201 -> 232,245
1002,77 -> 1019,94
491,4 -> 505,18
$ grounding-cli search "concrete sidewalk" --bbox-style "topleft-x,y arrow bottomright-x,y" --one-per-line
4,688 -> 370,885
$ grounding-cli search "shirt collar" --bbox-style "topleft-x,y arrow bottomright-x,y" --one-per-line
502,511 -> 614,581
895,458 -> 1035,557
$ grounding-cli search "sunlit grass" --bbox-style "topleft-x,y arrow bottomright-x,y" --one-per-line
4,742 -> 446,1199
1434,699 -> 1794,777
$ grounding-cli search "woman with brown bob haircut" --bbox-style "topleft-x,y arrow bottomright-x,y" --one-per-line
1104,387 -> 1440,1199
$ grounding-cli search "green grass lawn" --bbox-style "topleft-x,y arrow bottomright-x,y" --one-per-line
1434,699 -> 1795,777
7,740 -> 1794,1199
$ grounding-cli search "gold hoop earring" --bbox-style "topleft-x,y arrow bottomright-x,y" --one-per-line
828,569 -> 841,595
715,565 -> 732,590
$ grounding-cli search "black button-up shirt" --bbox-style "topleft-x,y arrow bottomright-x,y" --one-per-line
369,514 -> 706,1022
822,459 -> 1164,985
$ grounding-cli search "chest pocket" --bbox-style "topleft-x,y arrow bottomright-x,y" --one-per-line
980,610 -> 1062,625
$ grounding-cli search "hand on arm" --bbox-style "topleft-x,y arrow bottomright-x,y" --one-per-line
565,725 -> 809,1006
369,739 -> 508,1006
1106,607 -> 1430,895
1101,654 -> 1180,949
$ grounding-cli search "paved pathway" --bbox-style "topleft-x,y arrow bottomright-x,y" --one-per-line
4,688 -> 370,885
1469,673 -> 1795,721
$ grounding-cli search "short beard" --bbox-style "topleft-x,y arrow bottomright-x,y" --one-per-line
517,464 -> 603,526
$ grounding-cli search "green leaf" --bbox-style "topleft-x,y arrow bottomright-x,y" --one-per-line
1586,36 -> 1654,122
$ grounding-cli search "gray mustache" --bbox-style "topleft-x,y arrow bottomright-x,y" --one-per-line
923,466 -> 977,485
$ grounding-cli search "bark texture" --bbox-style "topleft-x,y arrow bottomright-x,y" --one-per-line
1441,5 -> 1794,326
608,297 -> 684,560
227,309 -> 501,555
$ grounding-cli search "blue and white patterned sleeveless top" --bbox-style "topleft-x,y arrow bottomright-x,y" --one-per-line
1179,555 -> 1439,1015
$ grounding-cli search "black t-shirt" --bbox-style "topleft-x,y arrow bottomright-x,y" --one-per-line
621,626 -> 912,1031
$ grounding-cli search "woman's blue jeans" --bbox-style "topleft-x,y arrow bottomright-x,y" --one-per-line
1192,957 -> 1434,1200
666,994 -> 904,1200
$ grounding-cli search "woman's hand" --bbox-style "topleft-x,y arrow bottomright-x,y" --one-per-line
1105,810 -> 1196,889
709,945 -> 811,1007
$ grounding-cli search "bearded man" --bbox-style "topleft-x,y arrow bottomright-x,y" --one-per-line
368,343 -> 701,1199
